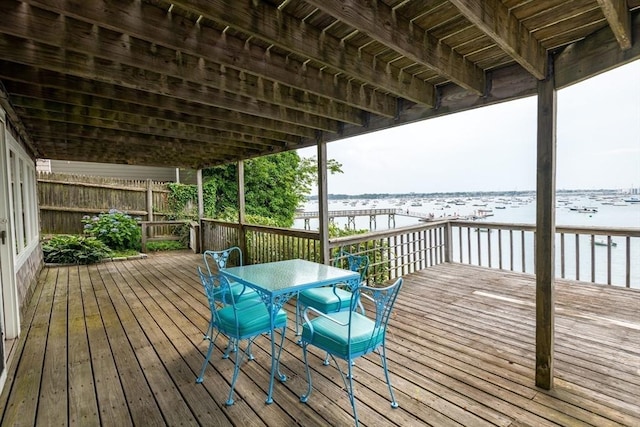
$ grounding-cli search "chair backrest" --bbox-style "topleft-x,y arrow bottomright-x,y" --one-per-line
197,266 -> 230,313
349,277 -> 403,355
333,249 -> 370,288
198,266 -> 266,338
203,246 -> 243,276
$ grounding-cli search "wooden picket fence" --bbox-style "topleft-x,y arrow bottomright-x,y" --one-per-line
37,172 -> 173,234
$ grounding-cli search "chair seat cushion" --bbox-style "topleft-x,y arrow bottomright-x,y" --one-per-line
217,303 -> 287,339
302,311 -> 383,358
298,287 -> 354,313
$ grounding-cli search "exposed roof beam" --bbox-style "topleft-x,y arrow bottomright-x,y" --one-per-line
26,124 -> 265,156
21,115 -> 287,149
0,54 -> 339,133
168,0 -> 437,106
596,0 -> 632,50
0,6 -> 364,126
17,0 -> 397,117
30,137 -> 239,168
325,63 -> 539,145
555,10 -> 640,89
4,83 -> 317,139
11,98 -> 303,145
448,0 -> 547,79
303,0 -> 485,95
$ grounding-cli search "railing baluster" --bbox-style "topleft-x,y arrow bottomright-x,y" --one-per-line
521,230 -> 526,273
509,229 -> 514,270
626,236 -> 631,288
498,229 -> 502,270
467,227 -> 472,264
457,226 -> 462,262
607,235 -> 612,285
487,228 -> 492,268
428,228 -> 433,267
590,234 -> 596,283
560,233 -> 565,279
575,234 -> 580,281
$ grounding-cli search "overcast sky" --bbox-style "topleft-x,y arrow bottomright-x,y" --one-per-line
298,59 -> 640,195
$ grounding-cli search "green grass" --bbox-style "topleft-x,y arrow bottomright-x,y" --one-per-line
110,249 -> 142,258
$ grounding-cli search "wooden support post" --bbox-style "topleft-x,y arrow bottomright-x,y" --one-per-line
317,137 -> 330,264
444,221 -> 453,263
141,222 -> 148,253
196,169 -> 204,252
196,169 -> 204,219
146,179 -> 154,239
146,179 -> 154,222
237,160 -> 247,257
535,57 -> 557,390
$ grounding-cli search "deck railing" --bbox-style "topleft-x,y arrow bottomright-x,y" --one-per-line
140,220 -> 191,252
201,219 -> 447,284
449,220 -> 640,288
201,219 -> 321,264
200,218 -> 639,288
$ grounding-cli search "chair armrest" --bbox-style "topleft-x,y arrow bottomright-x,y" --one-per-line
359,291 -> 374,304
302,306 -> 349,338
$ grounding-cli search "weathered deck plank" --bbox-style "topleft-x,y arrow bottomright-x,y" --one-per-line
1,251 -> 638,426
68,265 -> 100,426
82,264 -> 131,426
0,267 -> 56,427
37,265 -> 68,427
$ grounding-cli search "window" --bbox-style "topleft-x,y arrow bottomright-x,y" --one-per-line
7,134 -> 38,260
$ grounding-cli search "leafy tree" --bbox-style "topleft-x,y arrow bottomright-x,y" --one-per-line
203,151 -> 342,226
166,180 -> 216,219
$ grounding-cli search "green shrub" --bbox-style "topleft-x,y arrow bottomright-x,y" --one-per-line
146,240 -> 186,251
82,209 -> 142,251
42,235 -> 112,264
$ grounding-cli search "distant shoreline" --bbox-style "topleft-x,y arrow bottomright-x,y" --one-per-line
310,188 -> 638,201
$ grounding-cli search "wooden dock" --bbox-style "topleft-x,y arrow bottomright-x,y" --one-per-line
1,251 -> 638,426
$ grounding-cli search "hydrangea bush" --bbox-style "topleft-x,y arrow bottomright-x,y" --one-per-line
82,209 -> 142,251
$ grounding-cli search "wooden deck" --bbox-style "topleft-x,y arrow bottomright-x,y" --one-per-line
1,251 -> 639,426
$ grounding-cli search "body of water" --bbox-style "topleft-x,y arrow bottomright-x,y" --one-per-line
295,192 -> 640,288
297,193 -> 639,230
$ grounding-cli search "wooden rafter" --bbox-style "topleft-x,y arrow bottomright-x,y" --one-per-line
0,34 -> 352,131
17,0 -> 397,118
303,0 -> 486,95
449,0 -> 547,79
168,0 -> 438,106
12,100 -> 303,145
596,0 -> 632,50
4,84 -> 317,139
22,117 -> 286,150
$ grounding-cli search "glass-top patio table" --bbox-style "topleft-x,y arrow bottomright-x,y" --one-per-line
221,258 -> 360,404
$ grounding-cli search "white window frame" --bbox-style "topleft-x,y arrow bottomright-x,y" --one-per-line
6,127 -> 39,271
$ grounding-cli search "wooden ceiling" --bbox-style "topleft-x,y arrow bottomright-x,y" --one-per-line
0,0 -> 638,169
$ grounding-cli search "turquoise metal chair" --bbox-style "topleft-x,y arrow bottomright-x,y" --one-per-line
299,277 -> 403,426
203,247 -> 257,304
195,267 -> 288,406
202,247 -> 259,343
295,249 -> 369,341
